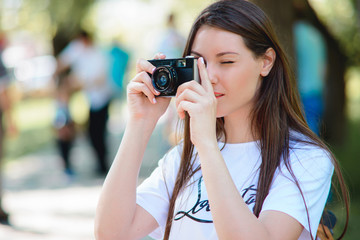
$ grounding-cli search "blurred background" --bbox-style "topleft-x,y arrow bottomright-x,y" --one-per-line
0,0 -> 358,239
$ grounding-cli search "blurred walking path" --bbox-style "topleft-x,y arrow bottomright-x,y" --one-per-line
0,120 -> 170,239
0,133 -> 104,240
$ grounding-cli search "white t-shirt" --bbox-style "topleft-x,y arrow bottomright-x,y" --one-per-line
59,40 -> 112,110
137,138 -> 333,240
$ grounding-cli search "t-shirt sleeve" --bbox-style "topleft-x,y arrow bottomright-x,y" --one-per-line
261,146 -> 334,239
136,146 -> 181,239
58,40 -> 83,66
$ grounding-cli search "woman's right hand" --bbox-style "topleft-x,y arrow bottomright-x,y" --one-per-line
127,53 -> 171,124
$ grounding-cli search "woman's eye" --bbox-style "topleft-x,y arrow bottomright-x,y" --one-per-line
221,61 -> 234,64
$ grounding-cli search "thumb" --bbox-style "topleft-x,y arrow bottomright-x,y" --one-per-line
198,57 -> 213,93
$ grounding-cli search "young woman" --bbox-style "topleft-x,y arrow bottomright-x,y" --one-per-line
95,0 -> 349,239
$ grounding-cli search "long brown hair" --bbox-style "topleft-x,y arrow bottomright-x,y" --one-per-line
164,0 -> 349,239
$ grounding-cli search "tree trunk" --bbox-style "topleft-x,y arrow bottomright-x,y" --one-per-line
48,0 -> 95,56
251,0 -> 296,67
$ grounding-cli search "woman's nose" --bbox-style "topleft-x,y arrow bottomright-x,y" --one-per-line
206,64 -> 218,85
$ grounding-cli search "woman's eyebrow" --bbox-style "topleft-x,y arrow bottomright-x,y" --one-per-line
190,51 -> 202,57
216,52 -> 239,57
190,51 -> 239,58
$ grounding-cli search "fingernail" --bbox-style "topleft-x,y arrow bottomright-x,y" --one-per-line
200,57 -> 204,64
153,98 -> 157,104
152,67 -> 156,74
154,90 -> 160,95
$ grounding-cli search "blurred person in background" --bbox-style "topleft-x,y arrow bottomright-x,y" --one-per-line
157,13 -> 186,59
0,33 -> 17,225
294,21 -> 326,137
157,13 -> 187,146
108,40 -> 129,98
53,68 -> 76,176
293,3 -> 326,137
56,30 -> 112,176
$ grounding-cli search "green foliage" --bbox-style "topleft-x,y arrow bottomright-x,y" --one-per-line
331,119 -> 360,197
309,0 -> 360,65
0,0 -> 95,54
46,0 -> 95,37
329,117 -> 360,238
332,199 -> 360,239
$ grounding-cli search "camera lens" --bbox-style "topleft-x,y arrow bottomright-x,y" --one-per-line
157,74 -> 168,87
152,66 -> 177,93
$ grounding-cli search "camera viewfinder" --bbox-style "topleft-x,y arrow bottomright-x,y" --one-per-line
177,59 -> 186,68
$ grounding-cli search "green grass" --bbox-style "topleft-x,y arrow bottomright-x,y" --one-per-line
4,93 -> 89,162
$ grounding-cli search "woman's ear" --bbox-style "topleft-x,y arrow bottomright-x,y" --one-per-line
260,48 -> 276,77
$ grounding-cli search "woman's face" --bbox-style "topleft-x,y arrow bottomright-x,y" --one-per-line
191,26 -> 266,119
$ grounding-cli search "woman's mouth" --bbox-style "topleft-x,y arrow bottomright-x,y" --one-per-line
214,92 -> 224,99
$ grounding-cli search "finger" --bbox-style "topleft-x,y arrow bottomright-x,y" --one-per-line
133,71 -> 160,96
177,100 -> 194,120
176,80 -> 205,99
136,58 -> 156,74
153,52 -> 166,60
198,57 -> 213,92
175,88 -> 202,110
128,82 -> 157,104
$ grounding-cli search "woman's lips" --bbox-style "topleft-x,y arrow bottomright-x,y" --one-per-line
214,92 -> 224,98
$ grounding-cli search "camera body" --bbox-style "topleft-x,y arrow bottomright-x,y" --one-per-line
148,57 -> 199,97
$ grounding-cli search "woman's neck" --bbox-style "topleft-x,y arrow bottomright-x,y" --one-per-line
223,113 -> 256,143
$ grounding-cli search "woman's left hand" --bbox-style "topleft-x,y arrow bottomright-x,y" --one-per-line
175,57 -> 218,149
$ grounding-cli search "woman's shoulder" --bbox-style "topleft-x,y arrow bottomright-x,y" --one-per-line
287,131 -> 334,175
289,132 -> 329,156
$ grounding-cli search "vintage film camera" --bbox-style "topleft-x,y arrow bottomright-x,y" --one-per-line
148,56 -> 199,97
